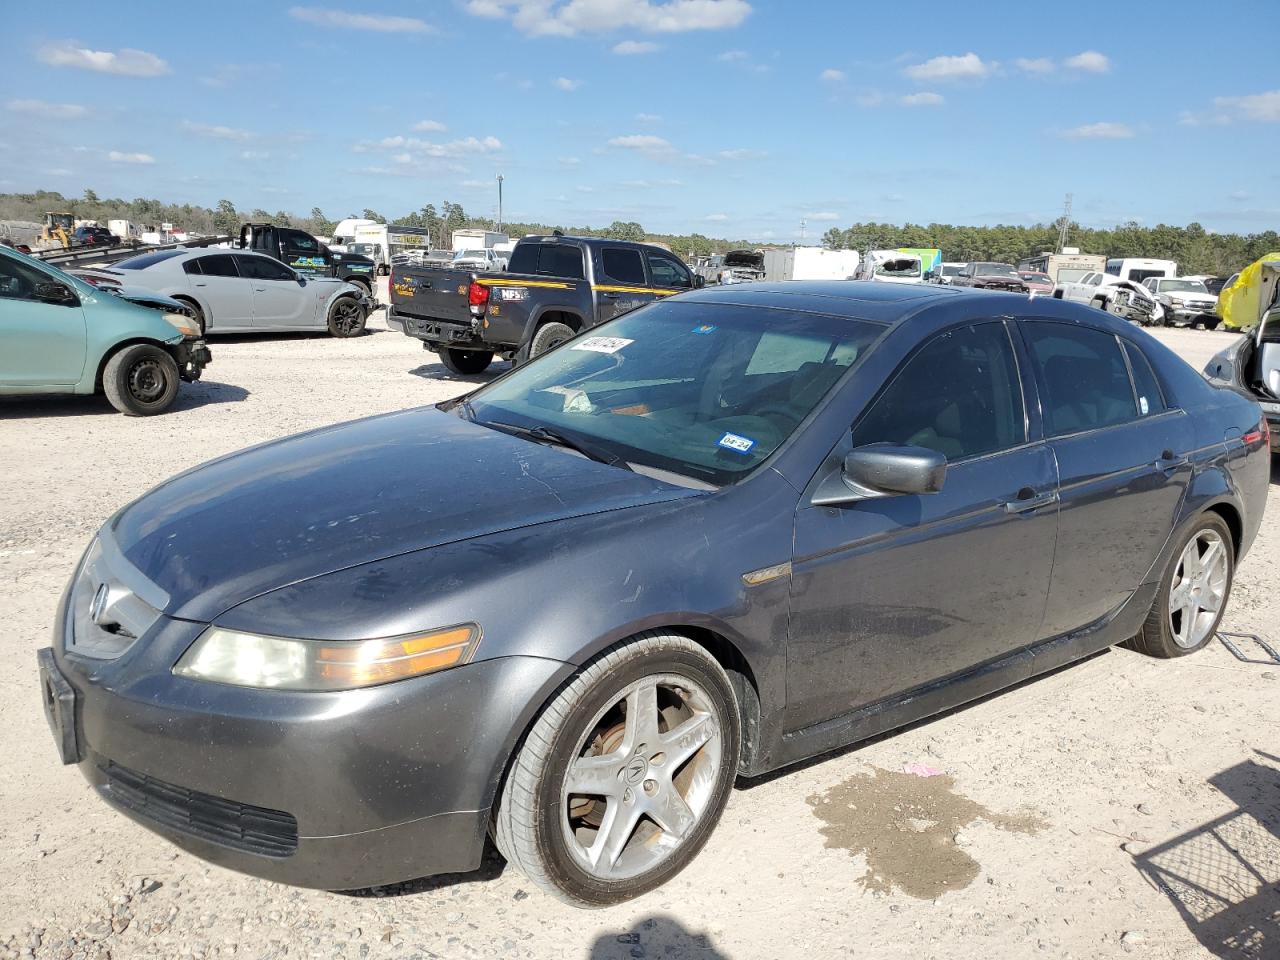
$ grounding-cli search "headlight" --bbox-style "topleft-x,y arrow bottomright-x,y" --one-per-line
174,623 -> 480,690
163,311 -> 202,337
1168,297 -> 1185,307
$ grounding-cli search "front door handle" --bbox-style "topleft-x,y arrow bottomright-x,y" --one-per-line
1004,488 -> 1060,514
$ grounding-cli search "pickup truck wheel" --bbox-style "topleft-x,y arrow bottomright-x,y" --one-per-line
1203,317 -> 1221,331
530,321 -> 576,358
440,348 -> 493,375
326,297 -> 367,337
1091,296 -> 1108,312
102,343 -> 180,416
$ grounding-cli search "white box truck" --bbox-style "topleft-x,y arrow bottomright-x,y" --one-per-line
762,247 -> 861,282
450,229 -> 508,252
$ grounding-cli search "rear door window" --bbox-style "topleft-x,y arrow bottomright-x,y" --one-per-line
236,255 -> 294,281
1022,322 -> 1138,436
601,248 -> 646,286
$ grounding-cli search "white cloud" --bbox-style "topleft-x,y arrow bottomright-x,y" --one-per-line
461,179 -> 489,188
413,119 -> 447,132
1015,57 -> 1054,74
856,90 -> 885,107
900,91 -> 944,107
805,211 -> 840,222
466,0 -> 751,37
6,99 -> 87,120
240,150 -> 270,160
107,151 -> 155,164
635,112 -> 662,123
1059,121 -> 1134,140
38,41 -> 169,77
288,7 -> 433,33
717,49 -> 748,61
554,76 -> 581,91
718,148 -> 765,160
181,121 -> 253,141
576,185 -> 596,193
359,134 -> 503,158
820,68 -> 846,82
706,213 -> 729,221
608,134 -> 673,153
1214,90 -> 1280,122
1065,50 -> 1110,73
904,52 -> 993,82
613,40 -> 659,54
559,156 -> 581,165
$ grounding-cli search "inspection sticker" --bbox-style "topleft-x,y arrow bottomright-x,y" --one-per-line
571,337 -> 633,354
691,324 -> 717,335
717,432 -> 756,454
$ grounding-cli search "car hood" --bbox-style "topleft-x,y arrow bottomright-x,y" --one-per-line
108,407 -> 696,621
724,249 -> 764,269
110,287 -> 187,312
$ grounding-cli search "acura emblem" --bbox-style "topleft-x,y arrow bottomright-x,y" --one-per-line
89,583 -> 111,625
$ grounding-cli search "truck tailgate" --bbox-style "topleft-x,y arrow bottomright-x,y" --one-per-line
390,266 -> 476,324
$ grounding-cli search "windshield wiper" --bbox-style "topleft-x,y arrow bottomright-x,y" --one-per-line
484,421 -> 634,472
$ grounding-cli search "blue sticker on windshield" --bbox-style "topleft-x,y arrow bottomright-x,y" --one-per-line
692,324 -> 717,335
718,432 -> 755,454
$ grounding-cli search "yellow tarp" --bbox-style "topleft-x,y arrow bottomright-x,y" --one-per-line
1218,252 -> 1280,330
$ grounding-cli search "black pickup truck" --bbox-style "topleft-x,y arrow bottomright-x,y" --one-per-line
239,224 -> 378,298
388,234 -> 701,374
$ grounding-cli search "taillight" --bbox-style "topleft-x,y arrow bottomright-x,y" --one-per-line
388,267 -> 395,291
468,282 -> 490,307
1243,416 -> 1269,447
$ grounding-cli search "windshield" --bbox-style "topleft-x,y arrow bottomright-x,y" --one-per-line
875,258 -> 920,277
455,249 -> 488,259
973,263 -> 1019,278
1019,272 -> 1052,284
1157,279 -> 1208,294
463,301 -> 883,485
940,265 -> 963,277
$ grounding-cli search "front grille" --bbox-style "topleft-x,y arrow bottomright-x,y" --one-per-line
102,762 -> 298,858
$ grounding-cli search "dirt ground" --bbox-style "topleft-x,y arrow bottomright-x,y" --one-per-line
2,290 -> 1277,960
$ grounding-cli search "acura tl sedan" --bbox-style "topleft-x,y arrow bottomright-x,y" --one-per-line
38,283 -> 1270,906
77,249 -> 371,337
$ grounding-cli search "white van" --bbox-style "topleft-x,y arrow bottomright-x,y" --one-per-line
1104,258 -> 1177,285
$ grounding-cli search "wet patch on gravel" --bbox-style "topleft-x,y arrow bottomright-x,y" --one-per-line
808,766 -> 1046,899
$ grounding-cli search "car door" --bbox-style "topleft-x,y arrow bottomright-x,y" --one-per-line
0,253 -> 87,385
1018,319 -> 1194,639
593,247 -> 657,321
786,320 -> 1059,731
185,254 -> 253,331
235,254 -> 312,329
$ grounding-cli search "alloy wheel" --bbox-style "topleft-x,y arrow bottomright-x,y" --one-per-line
560,674 -> 722,882
1168,529 -> 1229,649
332,300 -> 361,334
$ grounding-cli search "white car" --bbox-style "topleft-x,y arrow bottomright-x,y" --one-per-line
451,249 -> 508,272
1057,270 -> 1160,324
80,249 -> 371,336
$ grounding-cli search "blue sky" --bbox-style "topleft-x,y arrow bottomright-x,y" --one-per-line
1,0 -> 1277,241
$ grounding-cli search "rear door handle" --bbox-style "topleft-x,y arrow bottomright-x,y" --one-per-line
1004,487 -> 1060,514
1156,449 -> 1189,473
600,292 -> 621,300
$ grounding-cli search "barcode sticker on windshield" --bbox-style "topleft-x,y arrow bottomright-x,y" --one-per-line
718,432 -> 755,454
572,337 -> 633,354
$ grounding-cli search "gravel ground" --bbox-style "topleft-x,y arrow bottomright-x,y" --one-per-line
2,293 -> 1277,960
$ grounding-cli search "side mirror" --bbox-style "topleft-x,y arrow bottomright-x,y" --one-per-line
693,275 -> 705,289
812,443 -> 946,505
35,281 -> 78,306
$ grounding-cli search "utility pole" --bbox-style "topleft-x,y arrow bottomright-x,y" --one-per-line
799,217 -> 807,245
1056,193 -> 1073,253
496,174 -> 504,233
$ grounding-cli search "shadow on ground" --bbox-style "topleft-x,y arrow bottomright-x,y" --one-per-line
408,360 -> 512,384
0,381 -> 249,419
589,917 -> 729,960
1134,750 -> 1280,958
338,841 -> 506,899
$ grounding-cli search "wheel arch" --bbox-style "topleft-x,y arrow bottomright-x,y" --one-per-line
91,337 -> 176,393
1204,500 -> 1243,560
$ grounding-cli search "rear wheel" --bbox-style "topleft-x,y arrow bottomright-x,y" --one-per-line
494,632 -> 740,906
529,321 -> 576,359
102,343 -> 180,416
327,296 -> 367,337
1129,514 -> 1234,658
439,348 -> 493,375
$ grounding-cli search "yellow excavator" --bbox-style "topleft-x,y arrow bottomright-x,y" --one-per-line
38,212 -> 76,250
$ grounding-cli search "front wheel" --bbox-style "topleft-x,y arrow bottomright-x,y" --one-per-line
439,347 -> 493,375
102,343 -> 180,416
1128,514 -> 1234,658
494,632 -> 740,906
327,296 -> 367,337
1203,317 -> 1221,331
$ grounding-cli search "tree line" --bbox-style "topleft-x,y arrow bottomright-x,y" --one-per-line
821,221 -> 1279,277
2,189 -> 1273,275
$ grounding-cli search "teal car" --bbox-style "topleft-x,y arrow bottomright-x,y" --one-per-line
0,245 -> 211,415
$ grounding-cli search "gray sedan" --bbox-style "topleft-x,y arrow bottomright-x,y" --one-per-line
38,283 -> 1270,906
82,248 -> 370,336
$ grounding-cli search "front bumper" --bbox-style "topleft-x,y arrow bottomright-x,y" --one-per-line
39,597 -> 570,889
1162,304 -> 1218,326
172,338 -> 211,381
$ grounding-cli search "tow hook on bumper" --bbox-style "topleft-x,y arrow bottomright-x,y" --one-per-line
173,338 -> 212,382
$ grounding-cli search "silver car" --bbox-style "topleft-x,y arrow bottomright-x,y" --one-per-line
87,249 -> 370,337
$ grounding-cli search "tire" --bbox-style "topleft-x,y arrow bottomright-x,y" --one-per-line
174,297 -> 205,336
326,296 -> 367,337
1128,514 -> 1234,658
439,347 -> 493,375
102,343 -> 180,416
1203,317 -> 1221,331
493,632 -> 741,907
1091,296 -> 1108,313
347,277 -> 373,297
528,321 -> 576,359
